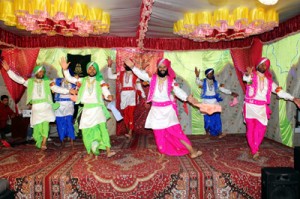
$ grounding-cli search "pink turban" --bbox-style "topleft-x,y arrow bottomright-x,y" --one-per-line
256,57 -> 272,80
157,58 -> 176,79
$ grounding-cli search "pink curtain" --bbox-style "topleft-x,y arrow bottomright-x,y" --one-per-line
0,49 -> 40,112
230,38 -> 263,93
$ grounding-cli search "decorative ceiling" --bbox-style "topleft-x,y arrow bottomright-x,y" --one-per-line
0,0 -> 300,50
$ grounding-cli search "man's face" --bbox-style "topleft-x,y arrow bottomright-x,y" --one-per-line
257,63 -> 267,73
35,70 -> 45,79
157,64 -> 168,77
87,66 -> 97,77
206,71 -> 214,80
1,98 -> 9,106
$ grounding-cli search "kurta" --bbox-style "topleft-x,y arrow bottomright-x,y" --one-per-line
63,70 -> 111,129
108,68 -> 146,109
196,77 -> 232,104
54,79 -> 74,117
243,74 -> 294,125
7,70 -> 70,127
132,67 -> 187,129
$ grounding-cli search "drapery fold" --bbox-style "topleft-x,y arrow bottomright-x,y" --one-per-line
0,49 -> 40,112
230,38 -> 263,93
1,14 -> 300,50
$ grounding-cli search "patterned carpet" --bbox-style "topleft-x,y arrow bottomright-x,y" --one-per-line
0,134 -> 294,198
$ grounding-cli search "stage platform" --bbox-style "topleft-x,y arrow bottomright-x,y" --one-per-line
0,133 -> 294,198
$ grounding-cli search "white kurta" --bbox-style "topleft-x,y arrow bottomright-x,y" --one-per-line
7,70 -> 69,127
108,68 -> 146,109
243,74 -> 294,125
132,67 -> 188,129
63,70 -> 111,129
54,79 -> 74,117
196,77 -> 232,104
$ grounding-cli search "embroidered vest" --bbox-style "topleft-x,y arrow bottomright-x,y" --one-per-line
76,77 -> 110,119
147,74 -> 173,102
201,78 -> 223,102
26,78 -> 53,105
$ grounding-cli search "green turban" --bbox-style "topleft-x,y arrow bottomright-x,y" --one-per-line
33,65 -> 48,80
86,61 -> 103,81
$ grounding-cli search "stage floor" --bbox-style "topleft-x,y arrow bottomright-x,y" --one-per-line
0,133 -> 294,198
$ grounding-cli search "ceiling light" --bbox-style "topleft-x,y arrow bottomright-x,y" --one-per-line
258,0 -> 279,5
173,7 -> 279,42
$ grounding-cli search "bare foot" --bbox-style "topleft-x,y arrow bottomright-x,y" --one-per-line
41,145 -> 47,151
253,152 -> 259,161
218,133 -> 226,138
125,133 -> 132,139
107,151 -> 116,158
191,150 -> 202,159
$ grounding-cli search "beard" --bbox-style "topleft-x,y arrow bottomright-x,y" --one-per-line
157,69 -> 168,77
257,67 -> 266,74
88,73 -> 96,77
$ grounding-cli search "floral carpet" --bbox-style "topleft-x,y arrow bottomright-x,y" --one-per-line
0,134 -> 294,198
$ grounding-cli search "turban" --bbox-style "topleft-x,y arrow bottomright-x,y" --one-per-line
256,57 -> 272,79
157,58 -> 176,79
86,61 -> 103,81
33,65 -> 48,80
205,68 -> 214,77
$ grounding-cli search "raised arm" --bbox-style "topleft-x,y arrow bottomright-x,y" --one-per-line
2,60 -> 28,87
60,57 -> 81,84
195,67 -> 203,86
124,58 -> 151,82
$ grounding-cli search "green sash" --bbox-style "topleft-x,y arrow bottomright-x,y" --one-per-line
76,77 -> 110,119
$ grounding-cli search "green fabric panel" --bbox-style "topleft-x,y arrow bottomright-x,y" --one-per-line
36,48 -> 116,78
164,50 -> 232,135
262,33 -> 300,147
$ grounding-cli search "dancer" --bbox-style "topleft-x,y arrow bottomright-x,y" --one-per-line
243,57 -> 300,160
54,77 -> 76,148
107,56 -> 146,139
125,58 -> 202,162
2,61 -> 76,150
195,67 -> 238,138
60,57 -> 116,158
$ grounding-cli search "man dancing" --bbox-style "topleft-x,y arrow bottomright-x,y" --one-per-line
60,57 -> 116,158
54,77 -> 76,148
195,67 -> 238,138
2,61 -> 76,150
125,58 -> 202,162
243,57 -> 300,160
107,56 -> 146,139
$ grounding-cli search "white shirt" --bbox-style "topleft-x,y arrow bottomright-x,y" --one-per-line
132,67 -> 187,129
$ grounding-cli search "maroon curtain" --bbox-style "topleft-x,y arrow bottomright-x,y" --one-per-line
230,38 -> 263,93
0,49 -> 40,112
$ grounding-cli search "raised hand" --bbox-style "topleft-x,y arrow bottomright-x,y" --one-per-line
1,60 -> 10,71
124,58 -> 135,69
245,67 -> 253,76
194,67 -> 200,77
60,57 -> 70,70
107,56 -> 113,67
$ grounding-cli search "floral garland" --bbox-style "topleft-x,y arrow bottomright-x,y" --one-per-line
137,0 -> 154,49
